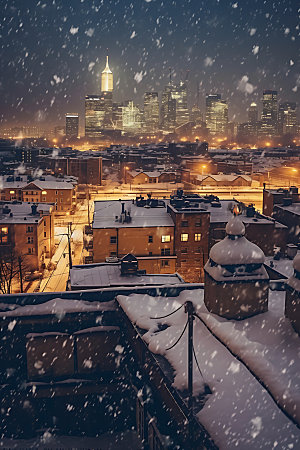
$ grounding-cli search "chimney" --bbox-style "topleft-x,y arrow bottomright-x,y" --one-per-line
121,202 -> 125,214
31,204 -> 38,215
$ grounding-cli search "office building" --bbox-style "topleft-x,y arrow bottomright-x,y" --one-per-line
278,102 -> 297,136
143,92 -> 159,133
85,93 -> 113,137
121,101 -> 142,133
65,113 -> 79,139
172,81 -> 189,126
205,94 -> 228,136
161,83 -> 176,132
260,90 -> 278,137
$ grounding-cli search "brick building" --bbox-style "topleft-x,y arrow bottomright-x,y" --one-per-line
0,202 -> 55,271
51,156 -> 102,185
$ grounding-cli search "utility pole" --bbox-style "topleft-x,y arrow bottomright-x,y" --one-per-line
18,255 -> 23,293
68,222 -> 73,269
87,187 -> 90,227
185,301 -> 194,411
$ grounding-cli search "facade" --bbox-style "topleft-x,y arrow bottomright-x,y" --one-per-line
172,81 -> 189,126
205,94 -> 228,136
260,90 -> 278,137
65,113 -> 79,139
0,202 -> 55,271
248,102 -> 258,123
278,102 -> 297,136
143,92 -> 159,133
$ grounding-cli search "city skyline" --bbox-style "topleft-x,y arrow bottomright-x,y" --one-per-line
0,0 -> 299,126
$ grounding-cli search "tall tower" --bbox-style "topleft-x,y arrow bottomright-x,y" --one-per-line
248,102 -> 258,124
278,102 -> 297,136
65,113 -> 79,139
101,53 -> 113,93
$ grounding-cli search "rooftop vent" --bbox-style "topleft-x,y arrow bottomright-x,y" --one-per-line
31,204 -> 38,215
3,206 -> 11,214
282,197 -> 292,207
121,253 -> 138,275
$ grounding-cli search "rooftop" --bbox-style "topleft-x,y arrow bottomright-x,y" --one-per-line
69,263 -> 184,289
93,200 -> 174,229
0,202 -> 53,224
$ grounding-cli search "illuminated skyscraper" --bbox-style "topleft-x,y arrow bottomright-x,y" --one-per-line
143,92 -> 159,133
205,94 -> 228,136
248,102 -> 258,124
260,90 -> 278,137
278,102 -> 297,136
101,54 -> 113,92
161,82 -> 176,132
85,93 -> 113,137
65,113 -> 79,139
122,101 -> 142,133
171,81 -> 189,126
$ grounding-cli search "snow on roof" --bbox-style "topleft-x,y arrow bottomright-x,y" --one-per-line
70,263 -> 183,288
93,200 -> 174,229
117,288 -> 300,448
0,298 -> 116,317
0,202 -> 53,224
24,180 -> 74,190
276,202 -> 300,216
265,253 -> 300,279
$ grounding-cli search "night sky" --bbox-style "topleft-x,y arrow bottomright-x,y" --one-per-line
0,0 -> 299,127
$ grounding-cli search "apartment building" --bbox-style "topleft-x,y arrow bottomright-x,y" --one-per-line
0,202 -> 55,271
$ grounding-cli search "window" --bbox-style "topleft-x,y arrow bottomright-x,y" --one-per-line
55,191 -> 58,195
181,248 -> 188,254
181,220 -> 188,227
194,233 -> 202,241
0,227 -> 8,244
195,247 -> 203,254
60,198 -> 63,203
28,248 -> 34,254
27,237 -> 34,244
148,235 -> 153,243
110,236 -> 117,244
110,251 -> 117,257
42,197 -> 46,202
44,232 -> 47,238
161,248 -> 170,256
27,226 -> 33,233
161,260 -> 169,267
149,251 -> 153,256
44,221 -> 46,227
195,220 -> 202,227
181,233 -> 188,242
161,235 -> 170,243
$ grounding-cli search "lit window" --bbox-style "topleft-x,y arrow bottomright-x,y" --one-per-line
9,190 -> 15,194
42,191 -> 47,195
0,227 -> 8,244
161,235 -> 171,242
181,233 -> 188,242
194,233 -> 202,241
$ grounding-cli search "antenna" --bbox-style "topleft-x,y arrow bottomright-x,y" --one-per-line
169,67 -> 172,84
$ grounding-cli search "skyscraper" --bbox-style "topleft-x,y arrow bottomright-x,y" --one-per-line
260,90 -> 278,137
278,102 -> 297,136
205,94 -> 228,136
171,81 -> 189,126
65,113 -> 79,139
161,83 -> 176,132
248,102 -> 258,124
143,92 -> 159,133
122,101 -> 142,133
85,94 -> 113,137
101,54 -> 113,92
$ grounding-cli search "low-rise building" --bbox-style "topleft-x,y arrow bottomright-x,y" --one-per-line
0,201 -> 55,271
263,187 -> 300,217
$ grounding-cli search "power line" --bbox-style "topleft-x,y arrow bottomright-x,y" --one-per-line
150,303 -> 183,320
166,319 -> 188,351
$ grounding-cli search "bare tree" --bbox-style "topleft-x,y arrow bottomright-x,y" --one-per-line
0,246 -> 29,294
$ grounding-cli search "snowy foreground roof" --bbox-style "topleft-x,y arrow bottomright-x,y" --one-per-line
117,288 -> 300,449
70,263 -> 183,289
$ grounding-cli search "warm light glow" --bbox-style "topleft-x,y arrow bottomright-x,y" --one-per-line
42,190 -> 47,195
53,138 -> 57,144
9,190 -> 15,194
265,142 -> 271,147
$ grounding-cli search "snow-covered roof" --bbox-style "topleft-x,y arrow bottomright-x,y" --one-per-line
70,263 -> 183,289
0,202 -> 53,224
117,288 -> 300,448
23,180 -> 74,190
275,203 -> 300,216
93,200 -> 174,229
